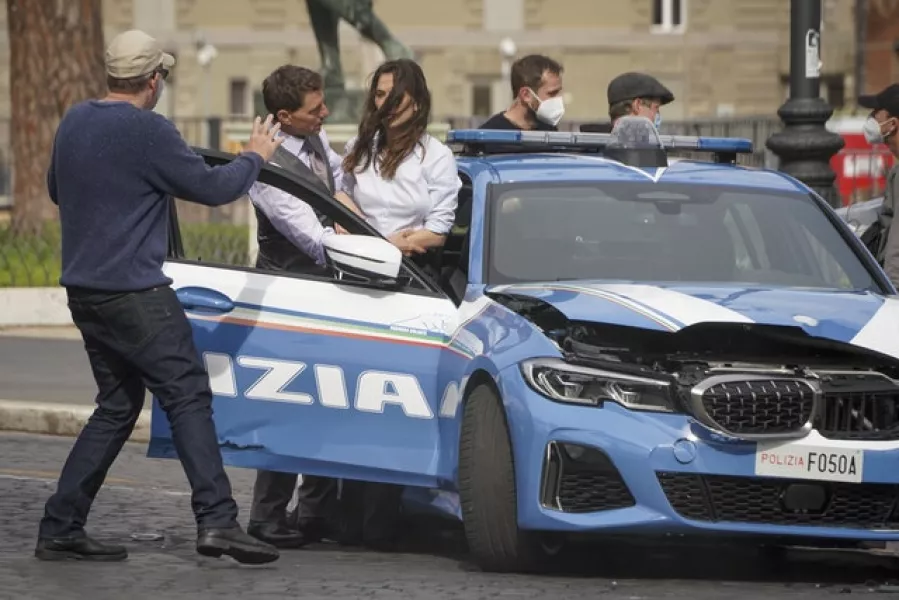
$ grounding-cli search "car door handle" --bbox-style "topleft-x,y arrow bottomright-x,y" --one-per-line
175,287 -> 235,313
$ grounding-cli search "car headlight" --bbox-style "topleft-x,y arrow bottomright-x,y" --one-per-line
520,358 -> 675,412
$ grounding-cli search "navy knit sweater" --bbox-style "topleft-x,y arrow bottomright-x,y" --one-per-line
47,100 -> 263,291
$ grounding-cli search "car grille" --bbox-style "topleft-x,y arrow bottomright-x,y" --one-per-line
816,373 -> 899,441
541,442 -> 635,513
692,377 -> 816,436
657,472 -> 899,529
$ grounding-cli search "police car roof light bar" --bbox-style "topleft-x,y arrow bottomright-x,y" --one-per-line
446,129 -> 754,154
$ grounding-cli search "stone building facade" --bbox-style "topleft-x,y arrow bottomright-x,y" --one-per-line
0,0 -> 861,125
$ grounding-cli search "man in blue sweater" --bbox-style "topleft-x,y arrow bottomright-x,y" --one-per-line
36,29 -> 285,565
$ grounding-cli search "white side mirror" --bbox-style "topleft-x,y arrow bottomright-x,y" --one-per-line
323,234 -> 402,284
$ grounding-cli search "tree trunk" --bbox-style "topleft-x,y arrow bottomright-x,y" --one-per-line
7,0 -> 106,236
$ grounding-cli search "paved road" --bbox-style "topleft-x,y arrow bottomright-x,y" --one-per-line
0,335 -> 101,404
3,432 -> 899,599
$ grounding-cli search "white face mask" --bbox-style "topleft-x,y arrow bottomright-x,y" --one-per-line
529,89 -> 565,127
863,116 -> 886,144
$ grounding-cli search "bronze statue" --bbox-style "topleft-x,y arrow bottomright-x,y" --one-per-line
306,0 -> 414,122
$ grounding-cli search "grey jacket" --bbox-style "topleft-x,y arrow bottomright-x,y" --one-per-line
878,164 -> 899,288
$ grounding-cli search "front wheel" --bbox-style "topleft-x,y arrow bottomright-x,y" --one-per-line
458,383 -> 563,573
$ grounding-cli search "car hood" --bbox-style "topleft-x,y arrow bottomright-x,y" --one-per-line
485,281 -> 899,359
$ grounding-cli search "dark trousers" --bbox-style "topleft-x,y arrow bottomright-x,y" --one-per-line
250,471 -> 402,543
38,285 -> 239,539
250,471 -> 338,528
337,481 -> 404,545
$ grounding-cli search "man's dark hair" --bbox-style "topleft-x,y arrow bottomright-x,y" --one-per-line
510,54 -> 562,98
262,65 -> 323,115
609,97 -> 657,121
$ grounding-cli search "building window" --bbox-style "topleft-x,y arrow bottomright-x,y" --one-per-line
229,79 -> 248,116
483,0 -> 524,32
472,83 -> 493,117
651,0 -> 685,33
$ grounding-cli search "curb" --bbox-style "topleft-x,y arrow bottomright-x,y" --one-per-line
0,399 -> 151,442
0,288 -> 73,327
0,325 -> 81,340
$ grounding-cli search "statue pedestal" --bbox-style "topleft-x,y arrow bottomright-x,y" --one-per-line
253,88 -> 366,125
324,88 -> 367,124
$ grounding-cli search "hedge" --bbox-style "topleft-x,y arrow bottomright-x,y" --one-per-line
0,221 -> 250,287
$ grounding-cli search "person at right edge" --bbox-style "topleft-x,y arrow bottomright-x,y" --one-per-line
35,29 -> 283,564
858,83 -> 899,288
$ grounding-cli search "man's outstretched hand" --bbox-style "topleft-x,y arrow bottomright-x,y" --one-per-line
244,115 -> 284,162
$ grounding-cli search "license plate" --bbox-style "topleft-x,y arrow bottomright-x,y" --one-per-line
755,442 -> 863,483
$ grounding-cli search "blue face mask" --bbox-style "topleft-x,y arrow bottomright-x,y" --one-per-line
654,111 -> 662,129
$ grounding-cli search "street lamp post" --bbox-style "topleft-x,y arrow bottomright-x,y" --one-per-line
485,37 -> 517,119
765,0 -> 845,207
499,37 -> 516,80
195,39 -> 219,147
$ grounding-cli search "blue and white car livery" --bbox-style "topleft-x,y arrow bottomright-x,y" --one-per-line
150,117 -> 899,573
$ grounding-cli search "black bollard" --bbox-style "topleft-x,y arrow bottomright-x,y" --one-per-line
765,0 -> 845,207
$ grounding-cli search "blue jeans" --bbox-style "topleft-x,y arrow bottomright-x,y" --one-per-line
39,285 -> 239,539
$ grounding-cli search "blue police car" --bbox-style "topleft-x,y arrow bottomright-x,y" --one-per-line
151,116 -> 899,573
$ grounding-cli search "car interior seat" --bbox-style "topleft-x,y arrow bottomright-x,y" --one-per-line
437,176 -> 473,304
657,213 -> 736,282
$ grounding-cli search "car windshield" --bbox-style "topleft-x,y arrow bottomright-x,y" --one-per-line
486,181 -> 881,291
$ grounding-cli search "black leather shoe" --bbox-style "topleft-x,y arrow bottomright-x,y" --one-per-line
197,525 -> 280,564
295,519 -> 331,545
247,520 -> 310,549
35,535 -> 128,562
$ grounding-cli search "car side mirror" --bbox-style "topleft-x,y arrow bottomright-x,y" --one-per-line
323,234 -> 402,285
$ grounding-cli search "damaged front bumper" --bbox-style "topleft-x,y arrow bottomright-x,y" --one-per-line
499,363 -> 899,543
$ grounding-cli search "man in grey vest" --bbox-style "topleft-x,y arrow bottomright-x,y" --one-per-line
246,65 -> 345,548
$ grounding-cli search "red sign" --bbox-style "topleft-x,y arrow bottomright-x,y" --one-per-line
827,117 -> 895,206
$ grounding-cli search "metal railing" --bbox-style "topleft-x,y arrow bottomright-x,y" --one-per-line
0,114 -> 884,288
0,204 -> 251,287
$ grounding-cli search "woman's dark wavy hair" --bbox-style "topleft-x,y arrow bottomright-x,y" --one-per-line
342,58 -> 431,181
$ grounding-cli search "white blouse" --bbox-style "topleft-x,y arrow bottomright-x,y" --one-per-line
342,133 -> 462,237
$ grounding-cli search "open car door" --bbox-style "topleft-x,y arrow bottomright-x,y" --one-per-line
149,148 -> 459,489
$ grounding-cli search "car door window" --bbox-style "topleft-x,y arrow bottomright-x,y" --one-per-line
167,149 -> 440,296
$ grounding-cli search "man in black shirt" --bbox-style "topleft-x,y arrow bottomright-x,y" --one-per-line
479,54 -> 564,131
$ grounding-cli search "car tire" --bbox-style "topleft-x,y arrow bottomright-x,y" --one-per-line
458,382 -> 560,573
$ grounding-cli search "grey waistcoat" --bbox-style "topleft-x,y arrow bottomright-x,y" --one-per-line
254,134 -> 335,274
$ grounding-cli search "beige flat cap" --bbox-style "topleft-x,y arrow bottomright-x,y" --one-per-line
105,29 -> 175,79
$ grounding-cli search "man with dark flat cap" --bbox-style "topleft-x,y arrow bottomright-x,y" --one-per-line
607,72 -> 675,129
857,83 -> 899,286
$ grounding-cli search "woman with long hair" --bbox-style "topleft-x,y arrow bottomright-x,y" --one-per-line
341,58 -> 462,257
330,59 -> 461,551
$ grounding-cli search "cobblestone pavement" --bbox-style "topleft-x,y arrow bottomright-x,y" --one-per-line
2,432 -> 899,600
